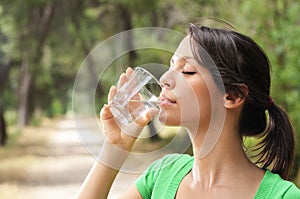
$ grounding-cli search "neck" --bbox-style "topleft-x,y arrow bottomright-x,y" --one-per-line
188,118 -> 257,189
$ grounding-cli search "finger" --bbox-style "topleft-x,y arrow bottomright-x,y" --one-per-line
108,86 -> 117,103
117,73 -> 127,89
146,108 -> 160,121
125,67 -> 133,79
132,93 -> 141,100
100,104 -> 113,120
135,108 -> 159,127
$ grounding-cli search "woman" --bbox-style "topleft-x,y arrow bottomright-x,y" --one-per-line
77,24 -> 300,198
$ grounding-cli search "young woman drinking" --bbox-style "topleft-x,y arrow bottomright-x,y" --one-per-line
77,24 -> 300,199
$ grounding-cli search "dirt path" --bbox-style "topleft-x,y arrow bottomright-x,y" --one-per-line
0,117 -> 165,199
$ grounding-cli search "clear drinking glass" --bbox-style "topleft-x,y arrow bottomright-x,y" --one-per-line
110,67 -> 162,125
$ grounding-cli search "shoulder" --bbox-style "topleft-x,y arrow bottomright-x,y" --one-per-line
257,170 -> 300,198
153,153 -> 193,168
283,183 -> 300,199
141,153 -> 193,176
135,154 -> 193,199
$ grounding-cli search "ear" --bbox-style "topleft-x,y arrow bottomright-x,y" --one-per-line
224,84 -> 248,109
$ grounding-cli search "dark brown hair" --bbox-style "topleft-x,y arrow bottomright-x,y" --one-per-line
188,24 -> 295,180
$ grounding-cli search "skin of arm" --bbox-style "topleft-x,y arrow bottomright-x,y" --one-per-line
76,161 -> 142,199
76,160 -> 120,199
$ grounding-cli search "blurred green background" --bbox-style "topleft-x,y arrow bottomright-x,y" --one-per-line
0,0 -> 299,193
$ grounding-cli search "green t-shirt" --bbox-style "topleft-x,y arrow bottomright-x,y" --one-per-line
135,154 -> 300,199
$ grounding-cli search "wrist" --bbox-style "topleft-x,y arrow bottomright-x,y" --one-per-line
118,120 -> 144,138
97,139 -> 131,170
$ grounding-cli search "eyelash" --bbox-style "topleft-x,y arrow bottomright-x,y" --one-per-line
182,71 -> 196,75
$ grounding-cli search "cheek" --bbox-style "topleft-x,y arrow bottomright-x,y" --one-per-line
175,79 -> 212,127
175,82 -> 200,125
159,72 -> 199,125
158,106 -> 182,126
195,83 -> 212,118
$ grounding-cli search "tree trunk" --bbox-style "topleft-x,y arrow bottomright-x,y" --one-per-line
17,2 -> 55,127
117,4 -> 137,65
0,101 -> 7,146
17,53 -> 31,128
0,62 -> 13,146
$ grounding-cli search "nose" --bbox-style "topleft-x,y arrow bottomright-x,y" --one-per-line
159,70 -> 175,89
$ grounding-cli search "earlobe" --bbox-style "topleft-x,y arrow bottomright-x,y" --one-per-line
223,93 -> 246,109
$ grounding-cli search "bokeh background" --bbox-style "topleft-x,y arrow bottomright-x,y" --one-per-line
0,0 -> 299,198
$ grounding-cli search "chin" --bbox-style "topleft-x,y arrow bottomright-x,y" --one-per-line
158,111 -> 181,126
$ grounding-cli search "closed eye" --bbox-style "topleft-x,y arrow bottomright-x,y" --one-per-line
182,71 -> 196,75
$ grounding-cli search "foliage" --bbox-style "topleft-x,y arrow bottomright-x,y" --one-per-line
0,0 -> 299,180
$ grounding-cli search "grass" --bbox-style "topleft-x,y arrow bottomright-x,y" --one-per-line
4,128 -> 22,148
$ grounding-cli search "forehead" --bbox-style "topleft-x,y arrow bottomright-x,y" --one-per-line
172,36 -> 201,68
174,36 -> 193,58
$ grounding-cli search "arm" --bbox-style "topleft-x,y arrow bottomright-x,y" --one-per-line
76,134 -> 139,199
76,160 -> 120,199
76,68 -> 154,199
76,155 -> 143,199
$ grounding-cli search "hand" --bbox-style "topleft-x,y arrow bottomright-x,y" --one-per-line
100,67 -> 157,151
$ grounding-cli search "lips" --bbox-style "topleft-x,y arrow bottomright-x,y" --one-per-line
161,98 -> 176,103
160,94 -> 177,105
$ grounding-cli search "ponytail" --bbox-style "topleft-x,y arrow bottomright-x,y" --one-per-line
254,103 -> 295,180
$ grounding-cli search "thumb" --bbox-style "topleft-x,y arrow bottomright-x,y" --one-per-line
100,104 -> 113,120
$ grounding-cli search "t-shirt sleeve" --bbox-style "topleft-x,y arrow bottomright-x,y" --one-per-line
135,156 -> 167,199
283,183 -> 300,199
135,154 -> 186,199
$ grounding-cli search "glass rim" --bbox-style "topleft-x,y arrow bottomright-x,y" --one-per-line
134,66 -> 162,87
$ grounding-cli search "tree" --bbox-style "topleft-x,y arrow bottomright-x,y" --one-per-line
0,62 -> 10,145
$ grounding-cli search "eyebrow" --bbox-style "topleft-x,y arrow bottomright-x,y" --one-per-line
183,56 -> 194,60
173,55 -> 194,60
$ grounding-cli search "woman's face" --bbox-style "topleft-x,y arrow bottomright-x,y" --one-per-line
158,37 -> 221,131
